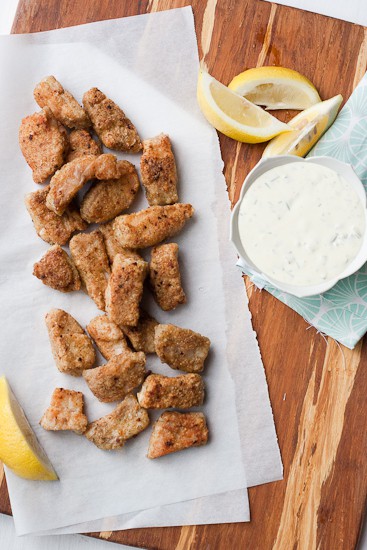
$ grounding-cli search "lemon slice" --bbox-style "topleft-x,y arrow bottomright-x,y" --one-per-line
262,95 -> 343,158
228,66 -> 321,110
0,377 -> 57,480
197,71 -> 290,144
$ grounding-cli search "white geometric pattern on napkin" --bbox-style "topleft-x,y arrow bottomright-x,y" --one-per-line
238,74 -> 367,349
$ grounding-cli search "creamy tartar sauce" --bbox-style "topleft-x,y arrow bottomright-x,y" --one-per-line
238,162 -> 365,286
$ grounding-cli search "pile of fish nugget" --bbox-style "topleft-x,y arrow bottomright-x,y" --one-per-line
19,76 -> 210,459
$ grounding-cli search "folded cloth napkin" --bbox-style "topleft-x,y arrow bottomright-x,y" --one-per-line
238,73 -> 367,349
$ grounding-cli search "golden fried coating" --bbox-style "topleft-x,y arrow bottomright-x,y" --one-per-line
25,187 -> 87,246
140,134 -> 178,205
138,373 -> 204,409
46,154 -> 120,216
147,411 -> 208,459
155,324 -> 210,373
83,87 -> 142,152
69,230 -> 110,311
66,129 -> 101,162
114,204 -> 194,249
19,107 -> 68,183
46,154 -> 96,215
87,314 -> 130,360
120,309 -> 158,354
46,153 -> 124,216
105,254 -> 148,327
40,388 -> 88,434
100,221 -> 142,264
34,76 -> 91,129
149,243 -> 186,311
80,161 -> 140,223
45,309 -> 96,376
85,394 -> 149,450
83,350 -> 146,402
33,245 -> 81,292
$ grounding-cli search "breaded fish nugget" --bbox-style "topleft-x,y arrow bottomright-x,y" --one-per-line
87,315 -> 130,360
46,154 -> 96,215
105,254 -> 148,326
147,411 -> 208,459
34,76 -> 91,129
40,388 -> 88,434
66,129 -> 101,162
138,373 -> 204,409
25,187 -> 87,245
85,394 -> 149,450
33,244 -> 81,292
83,350 -> 146,402
19,107 -> 68,183
155,324 -> 210,373
114,204 -> 194,249
150,243 -> 186,311
83,87 -> 142,152
69,230 -> 110,311
140,134 -> 178,205
100,221 -> 142,264
80,161 -> 140,223
45,309 -> 96,376
46,153 -> 124,216
120,309 -> 158,354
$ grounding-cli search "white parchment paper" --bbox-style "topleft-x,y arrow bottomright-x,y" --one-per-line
0,8 -> 282,535
262,0 -> 367,26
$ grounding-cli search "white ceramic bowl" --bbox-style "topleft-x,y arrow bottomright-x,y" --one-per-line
230,155 -> 367,297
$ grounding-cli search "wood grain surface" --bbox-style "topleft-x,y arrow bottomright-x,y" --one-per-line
2,1 -> 367,549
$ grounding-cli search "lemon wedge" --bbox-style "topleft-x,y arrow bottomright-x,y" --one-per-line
228,66 -> 321,110
262,95 -> 343,158
197,71 -> 290,144
0,377 -> 57,480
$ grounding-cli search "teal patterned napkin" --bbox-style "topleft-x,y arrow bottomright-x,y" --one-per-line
237,73 -> 367,349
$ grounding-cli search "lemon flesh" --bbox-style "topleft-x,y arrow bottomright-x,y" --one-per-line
262,95 -> 343,158
229,66 -> 321,110
197,71 -> 290,144
0,376 -> 57,480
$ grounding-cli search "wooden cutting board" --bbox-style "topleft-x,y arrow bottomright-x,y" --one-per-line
1,1 -> 366,548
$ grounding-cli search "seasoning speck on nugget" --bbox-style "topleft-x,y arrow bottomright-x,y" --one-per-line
155,324 -> 210,373
114,204 -> 194,249
147,411 -> 208,459
80,161 -> 140,224
46,153 -> 124,216
87,315 -> 130,360
83,350 -> 146,402
85,394 -> 149,450
140,134 -> 178,205
100,221 -> 142,264
105,254 -> 148,327
138,373 -> 204,409
34,76 -> 91,129
40,388 -> 88,434
83,87 -> 142,152
150,243 -> 186,311
66,129 -> 101,162
25,187 -> 87,246
121,309 -> 158,354
45,309 -> 96,376
19,107 -> 68,184
69,230 -> 110,311
33,245 -> 81,292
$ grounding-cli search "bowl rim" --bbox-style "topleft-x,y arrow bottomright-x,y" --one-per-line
230,155 -> 367,298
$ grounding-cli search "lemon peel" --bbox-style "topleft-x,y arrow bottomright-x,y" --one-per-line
0,376 -> 57,481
